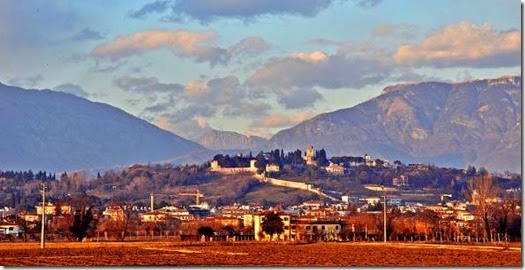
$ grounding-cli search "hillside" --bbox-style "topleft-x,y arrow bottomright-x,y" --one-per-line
268,76 -> 521,172
0,83 -> 205,172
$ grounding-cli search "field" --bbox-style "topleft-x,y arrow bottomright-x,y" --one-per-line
0,241 -> 521,267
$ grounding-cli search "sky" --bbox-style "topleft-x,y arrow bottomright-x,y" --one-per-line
0,0 -> 521,140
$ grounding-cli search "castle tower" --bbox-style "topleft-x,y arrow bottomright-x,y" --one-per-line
304,146 -> 317,166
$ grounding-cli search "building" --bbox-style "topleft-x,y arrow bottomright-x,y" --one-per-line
265,163 -> 280,173
301,200 -> 324,210
392,175 -> 409,187
23,214 -> 40,222
102,206 -> 125,221
364,154 -> 376,167
0,224 -> 22,237
159,206 -> 194,221
252,212 -> 295,241
210,159 -> 258,174
297,220 -> 345,241
36,202 -> 72,216
304,146 -> 317,166
324,162 -> 345,175
140,212 -> 167,223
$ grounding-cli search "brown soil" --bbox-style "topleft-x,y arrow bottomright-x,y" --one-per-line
0,241 -> 520,266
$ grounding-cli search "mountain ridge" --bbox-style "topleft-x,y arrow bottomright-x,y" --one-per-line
266,76 -> 521,172
0,83 -> 205,172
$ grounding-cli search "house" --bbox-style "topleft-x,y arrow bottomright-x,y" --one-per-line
364,154 -> 376,167
140,212 -> 166,223
0,224 -> 22,237
36,202 -> 72,216
265,163 -> 280,173
392,175 -> 409,187
297,220 -> 345,241
324,162 -> 345,175
102,206 -> 125,221
251,212 -> 295,241
301,200 -> 324,210
159,206 -> 194,221
206,216 -> 242,228
455,210 -> 475,221
23,214 -> 40,222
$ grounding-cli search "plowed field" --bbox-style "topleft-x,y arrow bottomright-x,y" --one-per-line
0,241 -> 520,266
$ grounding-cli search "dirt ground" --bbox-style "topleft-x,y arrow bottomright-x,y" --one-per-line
0,241 -> 521,266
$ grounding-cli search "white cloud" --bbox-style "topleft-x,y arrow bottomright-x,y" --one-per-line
91,30 -> 227,65
372,23 -> 417,39
290,51 -> 328,63
246,49 -> 392,90
91,30 -> 270,66
393,22 -> 520,68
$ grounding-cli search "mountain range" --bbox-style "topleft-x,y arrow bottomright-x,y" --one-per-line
0,83 -> 204,172
267,76 -> 521,172
0,76 -> 521,173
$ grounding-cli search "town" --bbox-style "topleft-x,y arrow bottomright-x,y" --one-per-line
0,146 -> 521,244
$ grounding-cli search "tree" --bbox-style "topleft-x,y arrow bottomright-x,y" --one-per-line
70,207 -> 97,242
197,226 -> 215,241
465,174 -> 498,242
261,212 -> 284,241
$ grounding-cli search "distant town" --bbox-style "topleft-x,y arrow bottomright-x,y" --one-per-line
0,146 -> 521,244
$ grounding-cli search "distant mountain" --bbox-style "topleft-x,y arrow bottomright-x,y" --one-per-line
195,129 -> 267,151
0,83 -> 205,172
268,76 -> 521,172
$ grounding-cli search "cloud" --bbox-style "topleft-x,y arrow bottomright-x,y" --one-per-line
128,0 -> 170,18
353,0 -> 382,8
153,115 -> 211,139
8,74 -> 44,88
91,30 -> 227,65
52,83 -> 90,98
246,49 -> 392,91
252,111 -> 316,128
135,75 -> 271,135
227,37 -> 272,59
290,51 -> 329,63
130,0 -> 335,23
393,22 -> 521,68
91,30 -> 270,66
69,28 -> 104,41
182,75 -> 271,117
278,88 -> 324,109
115,76 -> 184,94
372,23 -> 417,39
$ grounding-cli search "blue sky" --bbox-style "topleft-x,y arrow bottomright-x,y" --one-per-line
0,0 -> 520,139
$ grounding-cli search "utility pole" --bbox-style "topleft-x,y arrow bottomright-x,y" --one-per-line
150,193 -> 154,212
40,183 -> 46,249
383,185 -> 387,243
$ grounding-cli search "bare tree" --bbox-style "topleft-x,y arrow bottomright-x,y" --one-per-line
465,174 -> 498,242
